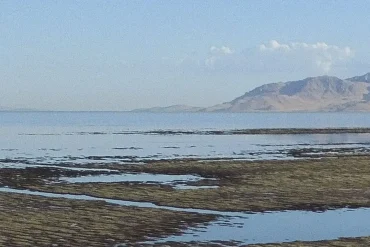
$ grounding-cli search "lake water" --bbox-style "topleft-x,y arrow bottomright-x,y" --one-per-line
2,111 -> 370,129
1,112 -> 370,165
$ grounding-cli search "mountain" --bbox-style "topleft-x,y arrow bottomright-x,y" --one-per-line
347,72 -> 370,83
0,106 -> 37,111
206,74 -> 370,112
132,104 -> 203,113
0,106 -> 21,111
133,72 -> 370,112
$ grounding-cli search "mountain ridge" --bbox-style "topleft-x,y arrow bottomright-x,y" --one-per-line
132,104 -> 203,113
134,72 -> 370,112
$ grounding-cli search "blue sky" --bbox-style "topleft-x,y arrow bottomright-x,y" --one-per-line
1,0 -> 370,110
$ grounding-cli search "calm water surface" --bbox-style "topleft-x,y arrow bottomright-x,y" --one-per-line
1,112 -> 370,164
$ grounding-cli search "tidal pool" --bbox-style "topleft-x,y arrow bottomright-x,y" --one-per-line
58,173 -> 216,189
59,173 -> 202,184
153,207 -> 370,245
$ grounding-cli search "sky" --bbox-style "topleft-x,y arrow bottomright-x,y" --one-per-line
1,0 -> 370,111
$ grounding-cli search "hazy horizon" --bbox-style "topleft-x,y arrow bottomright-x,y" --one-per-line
2,1 -> 370,111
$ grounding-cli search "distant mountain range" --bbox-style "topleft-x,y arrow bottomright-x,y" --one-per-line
133,104 -> 203,113
0,107 -> 36,111
133,72 -> 370,112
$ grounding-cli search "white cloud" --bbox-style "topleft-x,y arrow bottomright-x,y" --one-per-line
259,40 -> 354,72
259,40 -> 291,51
176,41 -> 354,76
209,46 -> 234,55
205,46 -> 235,69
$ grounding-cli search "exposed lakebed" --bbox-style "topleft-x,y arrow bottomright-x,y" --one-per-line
3,154 -> 370,246
2,186 -> 370,246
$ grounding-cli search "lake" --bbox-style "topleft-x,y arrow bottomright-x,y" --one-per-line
1,112 -> 370,165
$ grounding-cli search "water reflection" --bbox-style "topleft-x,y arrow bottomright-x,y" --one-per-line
154,207 -> 370,245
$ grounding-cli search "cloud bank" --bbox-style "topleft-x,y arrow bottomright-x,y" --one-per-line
259,40 -> 353,72
198,41 -> 354,74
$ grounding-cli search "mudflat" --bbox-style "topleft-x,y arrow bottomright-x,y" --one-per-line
15,156 -> 370,212
2,155 -> 370,246
0,192 -> 215,247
